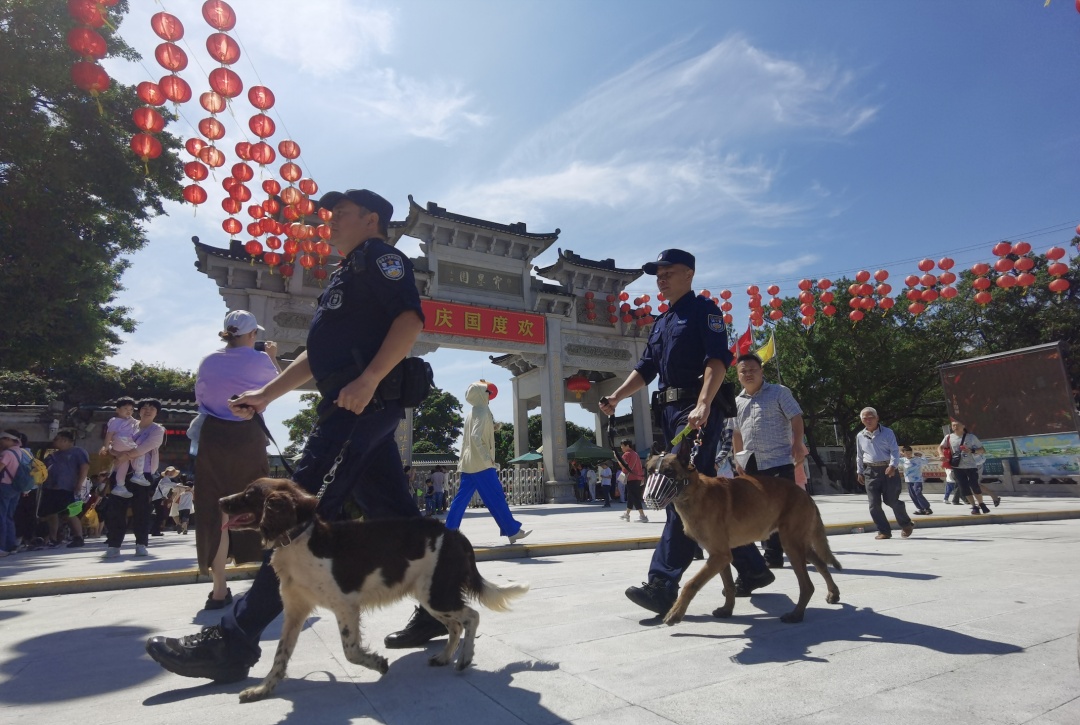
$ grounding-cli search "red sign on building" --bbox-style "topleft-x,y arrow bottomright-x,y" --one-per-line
421,300 -> 546,346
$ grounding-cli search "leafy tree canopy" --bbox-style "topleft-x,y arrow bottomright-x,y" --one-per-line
0,359 -> 194,405
413,386 -> 464,453
0,0 -> 183,371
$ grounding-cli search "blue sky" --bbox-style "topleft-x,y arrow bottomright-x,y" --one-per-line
103,0 -> 1080,447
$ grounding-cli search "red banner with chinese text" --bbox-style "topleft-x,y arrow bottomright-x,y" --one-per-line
421,300 -> 546,346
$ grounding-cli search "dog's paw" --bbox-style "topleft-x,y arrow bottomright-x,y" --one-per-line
373,656 -> 389,675
239,685 -> 271,703
711,606 -> 733,619
429,654 -> 451,667
826,590 -> 840,605
780,611 -> 804,624
662,612 -> 683,626
454,656 -> 472,671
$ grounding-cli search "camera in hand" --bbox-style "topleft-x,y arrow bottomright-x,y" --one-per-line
254,340 -> 266,352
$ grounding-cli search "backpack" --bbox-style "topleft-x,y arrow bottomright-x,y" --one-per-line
5,449 -> 48,493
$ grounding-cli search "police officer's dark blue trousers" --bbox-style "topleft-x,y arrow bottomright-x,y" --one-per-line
221,404 -> 420,664
745,458 -> 796,564
648,402 -> 768,590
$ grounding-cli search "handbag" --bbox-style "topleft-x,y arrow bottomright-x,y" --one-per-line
948,433 -> 966,468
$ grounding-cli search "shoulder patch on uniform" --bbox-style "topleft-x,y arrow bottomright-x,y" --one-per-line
708,314 -> 724,332
376,253 -> 404,280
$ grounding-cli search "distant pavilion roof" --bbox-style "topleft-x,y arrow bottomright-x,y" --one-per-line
402,195 -> 561,241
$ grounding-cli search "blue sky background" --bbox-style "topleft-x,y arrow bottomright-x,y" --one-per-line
102,0 -> 1080,447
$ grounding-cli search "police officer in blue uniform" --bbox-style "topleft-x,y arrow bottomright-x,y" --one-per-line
600,249 -> 774,616
146,188 -> 448,682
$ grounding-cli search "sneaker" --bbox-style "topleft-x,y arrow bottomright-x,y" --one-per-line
112,484 -> 133,499
618,513 -> 630,521
971,506 -> 981,515
508,529 -> 531,544
204,588 -> 233,610
638,515 -> 649,522
145,625 -> 252,683
129,474 -> 151,486
135,545 -> 149,557
733,569 -> 776,597
924,508 -> 933,515
46,539 -> 62,549
384,606 -> 448,649
992,495 -> 1002,507
979,502 -> 991,514
103,547 -> 120,558
625,580 -> 677,615
67,537 -> 85,548
875,533 -> 892,540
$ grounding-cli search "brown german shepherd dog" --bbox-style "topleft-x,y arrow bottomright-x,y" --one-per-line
648,446 -> 841,625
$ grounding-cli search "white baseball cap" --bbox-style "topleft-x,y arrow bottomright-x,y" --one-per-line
223,310 -> 263,336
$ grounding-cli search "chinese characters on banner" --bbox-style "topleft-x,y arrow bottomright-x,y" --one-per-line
421,300 -> 546,345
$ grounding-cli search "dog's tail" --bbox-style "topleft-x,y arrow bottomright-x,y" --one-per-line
812,508 -> 842,571
475,577 -> 530,612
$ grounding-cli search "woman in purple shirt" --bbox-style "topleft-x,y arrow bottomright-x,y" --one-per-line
194,310 -> 280,610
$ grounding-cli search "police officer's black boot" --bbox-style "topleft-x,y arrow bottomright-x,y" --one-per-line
625,579 -> 677,616
384,605 -> 448,649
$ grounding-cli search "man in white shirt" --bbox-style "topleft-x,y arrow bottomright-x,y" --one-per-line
598,462 -> 613,508
856,407 -> 914,540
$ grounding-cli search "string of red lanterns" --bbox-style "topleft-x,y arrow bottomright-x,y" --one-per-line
67,0 -> 116,114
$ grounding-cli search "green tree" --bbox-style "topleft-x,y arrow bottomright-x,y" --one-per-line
411,440 -> 439,454
525,415 -> 594,450
0,0 -> 183,370
0,360 -> 195,405
282,392 -> 320,459
494,423 -> 516,465
412,386 -> 463,453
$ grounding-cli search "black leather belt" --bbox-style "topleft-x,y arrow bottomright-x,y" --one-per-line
867,462 -> 890,468
652,386 -> 700,405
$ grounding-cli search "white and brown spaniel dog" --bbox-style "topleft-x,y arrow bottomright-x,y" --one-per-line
219,478 -> 529,703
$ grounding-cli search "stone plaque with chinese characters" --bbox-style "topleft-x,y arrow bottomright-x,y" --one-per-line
437,261 -> 522,296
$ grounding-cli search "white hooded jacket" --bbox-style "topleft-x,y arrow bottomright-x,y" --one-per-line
458,381 -> 496,474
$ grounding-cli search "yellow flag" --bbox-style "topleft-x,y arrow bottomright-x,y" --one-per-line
755,331 -> 776,365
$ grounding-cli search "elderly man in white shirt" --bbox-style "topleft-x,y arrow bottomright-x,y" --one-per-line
856,407 -> 914,540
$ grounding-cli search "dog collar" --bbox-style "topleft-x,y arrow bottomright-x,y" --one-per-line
274,520 -> 314,549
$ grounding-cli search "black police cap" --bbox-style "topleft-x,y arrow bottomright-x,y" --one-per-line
642,248 -> 696,275
316,189 -> 393,226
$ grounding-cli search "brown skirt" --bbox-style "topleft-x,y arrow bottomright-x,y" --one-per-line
194,415 -> 268,575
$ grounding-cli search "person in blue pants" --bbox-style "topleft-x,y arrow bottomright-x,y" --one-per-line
444,381 -> 530,544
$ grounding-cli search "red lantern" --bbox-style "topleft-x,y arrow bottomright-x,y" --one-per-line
265,236 -> 282,250
769,297 -> 782,309
222,218 -> 242,235
876,283 -> 891,296
154,42 -> 187,72
71,62 -> 110,94
819,291 -> 834,304
315,241 -> 332,257
619,291 -> 629,301
921,288 -> 939,303
283,206 -> 302,222
938,257 -> 955,270
972,277 -> 991,290
262,179 -> 281,196
283,239 -> 299,255
1048,278 -> 1070,293
278,139 -> 301,159
280,186 -> 302,205
199,91 -> 226,114
249,113 -> 276,138
1048,262 -> 1069,277
822,304 -> 836,316
873,269 -> 889,282
298,178 -> 318,196
723,313 -> 733,324
746,285 -> 759,296
720,301 -> 732,311
159,75 -> 192,103
799,303 -> 814,317
244,240 -> 263,256
854,270 -> 870,283
858,283 -> 873,297
1013,257 -> 1034,272
817,279 -> 832,290
263,200 -> 281,217
971,262 -> 990,276
849,310 -> 864,322
182,184 -> 207,205
202,0 -> 237,31
313,267 -> 328,281
222,177 -> 239,193
231,162 -> 253,182
861,297 -> 876,310
938,271 -> 957,285
720,289 -> 732,299
209,67 -> 243,98
658,303 -> 669,313
69,0 -> 105,27
974,291 -> 992,305
249,142 -> 275,166
298,198 -> 316,216
280,264 -> 295,279
751,316 -> 764,328
991,241 -> 1012,257
206,32 -> 241,64
299,254 -> 316,269
1011,241 -> 1031,256
198,145 -> 225,168
150,11 -> 184,41
908,303 -> 925,315
766,284 -> 779,296
235,141 -> 252,160
221,197 -> 241,214
905,290 -> 920,302
798,279 -> 813,291
67,27 -> 107,59
247,204 -> 265,219
916,259 -> 933,272
919,273 -> 936,288
132,107 -> 165,134
940,286 -> 958,299
878,297 -> 895,310
993,258 -> 1014,273
1046,247 -> 1066,261
229,183 -> 252,202
800,316 -> 814,327
198,117 -> 225,140
184,160 -> 208,181
263,252 -> 282,268
769,309 -> 783,321
185,137 -> 206,157
130,133 -> 162,161
849,298 -> 861,309
1015,273 -> 1036,288
995,274 -> 1016,289
243,222 -> 260,237
904,275 -> 919,288
137,82 -> 166,106
259,218 -> 276,234
249,85 -> 276,110
280,162 -> 302,183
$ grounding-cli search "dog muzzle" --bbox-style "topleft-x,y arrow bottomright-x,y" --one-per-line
643,472 -> 688,510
